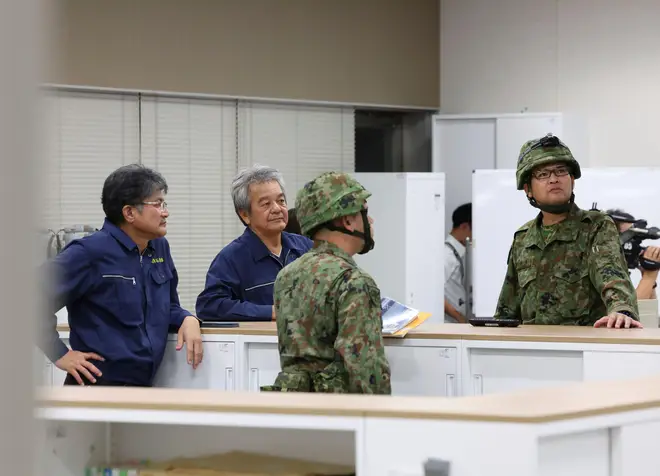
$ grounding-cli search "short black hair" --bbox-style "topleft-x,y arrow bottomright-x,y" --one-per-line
605,208 -> 635,223
452,203 -> 472,229
101,164 -> 168,225
284,208 -> 301,234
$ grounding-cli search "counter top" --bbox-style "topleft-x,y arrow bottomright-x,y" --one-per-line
56,322 -> 660,345
406,323 -> 660,345
36,374 -> 660,423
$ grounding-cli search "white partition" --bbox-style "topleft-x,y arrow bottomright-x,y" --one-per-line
353,173 -> 445,323
433,113 -> 564,235
472,168 -> 660,317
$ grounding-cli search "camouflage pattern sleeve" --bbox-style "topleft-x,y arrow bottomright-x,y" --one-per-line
333,271 -> 392,395
494,242 -> 521,318
588,217 -> 639,319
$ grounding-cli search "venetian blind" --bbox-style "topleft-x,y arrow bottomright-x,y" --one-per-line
139,97 -> 239,312
41,90 -> 140,233
237,103 -> 355,201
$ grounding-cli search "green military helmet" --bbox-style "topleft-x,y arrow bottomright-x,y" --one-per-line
295,171 -> 371,238
516,133 -> 581,190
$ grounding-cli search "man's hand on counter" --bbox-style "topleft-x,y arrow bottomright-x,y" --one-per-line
593,312 -> 643,329
55,350 -> 104,385
444,299 -> 467,324
272,305 -> 276,321
177,316 -> 204,369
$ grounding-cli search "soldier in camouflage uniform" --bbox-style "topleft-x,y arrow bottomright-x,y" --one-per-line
494,134 -> 641,329
261,172 -> 392,394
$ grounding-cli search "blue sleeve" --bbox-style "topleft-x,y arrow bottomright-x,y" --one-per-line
195,253 -> 272,322
39,242 -> 94,363
169,264 -> 193,328
162,240 -> 192,327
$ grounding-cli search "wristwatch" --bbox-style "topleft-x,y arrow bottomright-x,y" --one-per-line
618,310 -> 634,318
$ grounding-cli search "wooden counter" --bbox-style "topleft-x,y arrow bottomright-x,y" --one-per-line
47,322 -> 660,401
35,374 -> 660,423
37,373 -> 660,476
56,322 -> 660,345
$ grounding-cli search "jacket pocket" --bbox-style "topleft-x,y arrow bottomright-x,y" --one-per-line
99,273 -> 141,324
150,266 -> 174,318
243,281 -> 275,303
100,274 -> 138,303
552,265 -> 591,318
517,266 -> 537,289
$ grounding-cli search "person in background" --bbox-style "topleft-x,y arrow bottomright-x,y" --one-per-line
494,134 -> 641,329
196,165 -> 312,322
39,164 -> 203,386
444,203 -> 472,323
606,208 -> 659,300
262,172 -> 391,394
284,208 -> 301,234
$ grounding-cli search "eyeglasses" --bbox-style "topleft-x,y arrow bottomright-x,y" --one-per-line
142,201 -> 168,211
531,166 -> 570,181
518,133 -> 570,164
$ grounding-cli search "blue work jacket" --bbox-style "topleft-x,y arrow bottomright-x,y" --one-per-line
196,228 -> 312,321
40,219 -> 192,386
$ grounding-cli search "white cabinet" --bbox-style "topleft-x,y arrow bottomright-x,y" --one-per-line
462,345 -> 583,396
47,338 -> 70,387
154,339 -> 236,390
583,350 -> 660,382
52,364 -> 67,387
353,173 -> 445,324
54,329 -> 660,398
241,338 -> 462,396
34,348 -> 53,386
385,342 -> 459,396
244,341 -> 281,392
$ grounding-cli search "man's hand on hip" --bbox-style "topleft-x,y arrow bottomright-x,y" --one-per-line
55,350 -> 104,385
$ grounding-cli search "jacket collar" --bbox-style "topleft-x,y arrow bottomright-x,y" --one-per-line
445,234 -> 466,254
523,203 -> 584,249
102,218 -> 154,253
241,227 -> 306,262
312,240 -> 358,267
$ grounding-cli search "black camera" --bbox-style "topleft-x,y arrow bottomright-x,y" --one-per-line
591,203 -> 660,271
619,220 -> 660,271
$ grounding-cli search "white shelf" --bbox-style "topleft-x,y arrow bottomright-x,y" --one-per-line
37,406 -> 362,431
36,377 -> 660,476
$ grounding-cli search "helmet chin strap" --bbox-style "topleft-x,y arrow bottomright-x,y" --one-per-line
528,192 -> 575,214
323,209 -> 375,254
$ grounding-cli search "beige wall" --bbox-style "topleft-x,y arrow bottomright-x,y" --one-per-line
440,0 -> 660,166
47,0 -> 440,108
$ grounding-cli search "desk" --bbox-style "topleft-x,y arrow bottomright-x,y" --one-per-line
50,323 -> 660,397
36,375 -> 660,475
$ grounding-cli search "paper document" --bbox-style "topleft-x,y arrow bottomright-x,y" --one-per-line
381,297 -> 420,335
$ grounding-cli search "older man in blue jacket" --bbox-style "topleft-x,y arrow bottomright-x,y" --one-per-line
196,165 -> 312,322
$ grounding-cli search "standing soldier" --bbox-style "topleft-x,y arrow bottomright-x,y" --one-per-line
262,172 -> 392,394
494,134 -> 641,329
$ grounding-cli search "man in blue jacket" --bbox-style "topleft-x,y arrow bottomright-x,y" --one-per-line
196,165 -> 312,322
39,164 -> 203,386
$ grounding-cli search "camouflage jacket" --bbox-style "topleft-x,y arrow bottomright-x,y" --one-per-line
265,240 -> 392,394
494,204 -> 639,325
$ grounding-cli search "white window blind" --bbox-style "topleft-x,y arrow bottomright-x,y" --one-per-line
140,97 -> 239,312
42,91 -> 140,232
237,103 -> 355,200
43,90 -> 357,316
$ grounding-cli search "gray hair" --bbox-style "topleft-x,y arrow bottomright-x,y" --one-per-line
231,164 -> 286,215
